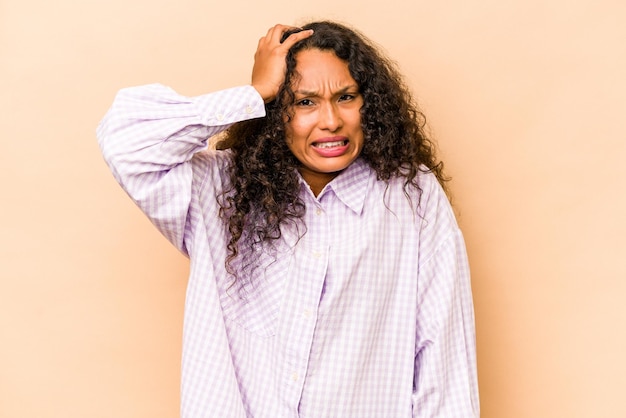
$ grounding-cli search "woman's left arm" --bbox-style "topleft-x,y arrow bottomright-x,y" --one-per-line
412,178 -> 480,417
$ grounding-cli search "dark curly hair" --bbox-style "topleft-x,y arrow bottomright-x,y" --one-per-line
216,21 -> 447,283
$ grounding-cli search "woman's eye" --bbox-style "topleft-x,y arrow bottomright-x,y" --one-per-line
339,94 -> 355,102
296,99 -> 314,106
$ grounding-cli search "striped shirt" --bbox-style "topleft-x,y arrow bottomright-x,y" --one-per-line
97,84 -> 479,417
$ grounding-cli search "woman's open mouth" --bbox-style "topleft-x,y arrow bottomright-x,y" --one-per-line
313,139 -> 348,149
311,137 -> 350,157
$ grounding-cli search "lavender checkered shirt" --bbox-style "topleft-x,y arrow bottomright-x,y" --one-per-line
97,84 -> 479,417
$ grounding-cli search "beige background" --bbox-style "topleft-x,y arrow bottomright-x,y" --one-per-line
2,0 -> 625,416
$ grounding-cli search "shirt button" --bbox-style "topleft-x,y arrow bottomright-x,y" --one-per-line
245,105 -> 254,114
315,207 -> 322,216
312,251 -> 321,259
216,113 -> 225,121
291,372 -> 299,382
303,309 -> 312,318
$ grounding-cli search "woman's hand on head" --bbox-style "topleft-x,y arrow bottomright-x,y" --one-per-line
251,24 -> 314,103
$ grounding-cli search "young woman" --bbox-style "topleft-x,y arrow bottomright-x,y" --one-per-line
98,21 -> 479,417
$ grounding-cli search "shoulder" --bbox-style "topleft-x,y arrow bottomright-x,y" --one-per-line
416,169 -> 452,216
385,166 -> 458,233
412,169 -> 462,261
385,167 -> 453,219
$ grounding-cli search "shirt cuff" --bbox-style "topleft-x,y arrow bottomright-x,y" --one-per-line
191,85 -> 266,127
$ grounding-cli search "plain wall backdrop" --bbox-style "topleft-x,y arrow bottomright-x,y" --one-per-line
1,0 -> 625,416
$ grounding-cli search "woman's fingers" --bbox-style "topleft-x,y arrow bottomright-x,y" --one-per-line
251,25 -> 314,103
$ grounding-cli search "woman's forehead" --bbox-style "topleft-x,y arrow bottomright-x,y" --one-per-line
292,49 -> 357,89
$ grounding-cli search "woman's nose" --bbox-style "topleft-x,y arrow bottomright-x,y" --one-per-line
318,102 -> 342,131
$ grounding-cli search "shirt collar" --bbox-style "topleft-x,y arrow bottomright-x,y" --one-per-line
312,157 -> 372,215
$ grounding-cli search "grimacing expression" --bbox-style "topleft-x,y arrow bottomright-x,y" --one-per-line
284,48 -> 364,194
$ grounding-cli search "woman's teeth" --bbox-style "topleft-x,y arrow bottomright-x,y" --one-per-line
314,140 -> 345,149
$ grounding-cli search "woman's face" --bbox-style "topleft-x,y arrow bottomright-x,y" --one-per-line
284,48 -> 364,195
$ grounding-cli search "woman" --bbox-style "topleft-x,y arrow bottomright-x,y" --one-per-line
98,21 -> 479,417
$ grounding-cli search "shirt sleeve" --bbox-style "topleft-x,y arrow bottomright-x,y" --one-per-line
96,84 -> 265,253
412,178 -> 480,417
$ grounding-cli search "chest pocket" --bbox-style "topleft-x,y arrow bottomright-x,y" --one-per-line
219,247 -> 292,338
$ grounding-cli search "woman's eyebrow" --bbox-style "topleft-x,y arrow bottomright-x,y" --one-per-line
294,84 -> 360,96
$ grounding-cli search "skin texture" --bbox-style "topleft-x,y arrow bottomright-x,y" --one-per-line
285,49 -> 365,196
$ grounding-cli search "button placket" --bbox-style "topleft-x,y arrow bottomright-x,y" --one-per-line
281,194 -> 329,403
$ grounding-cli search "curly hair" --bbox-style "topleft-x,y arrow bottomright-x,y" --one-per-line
216,21 -> 447,282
